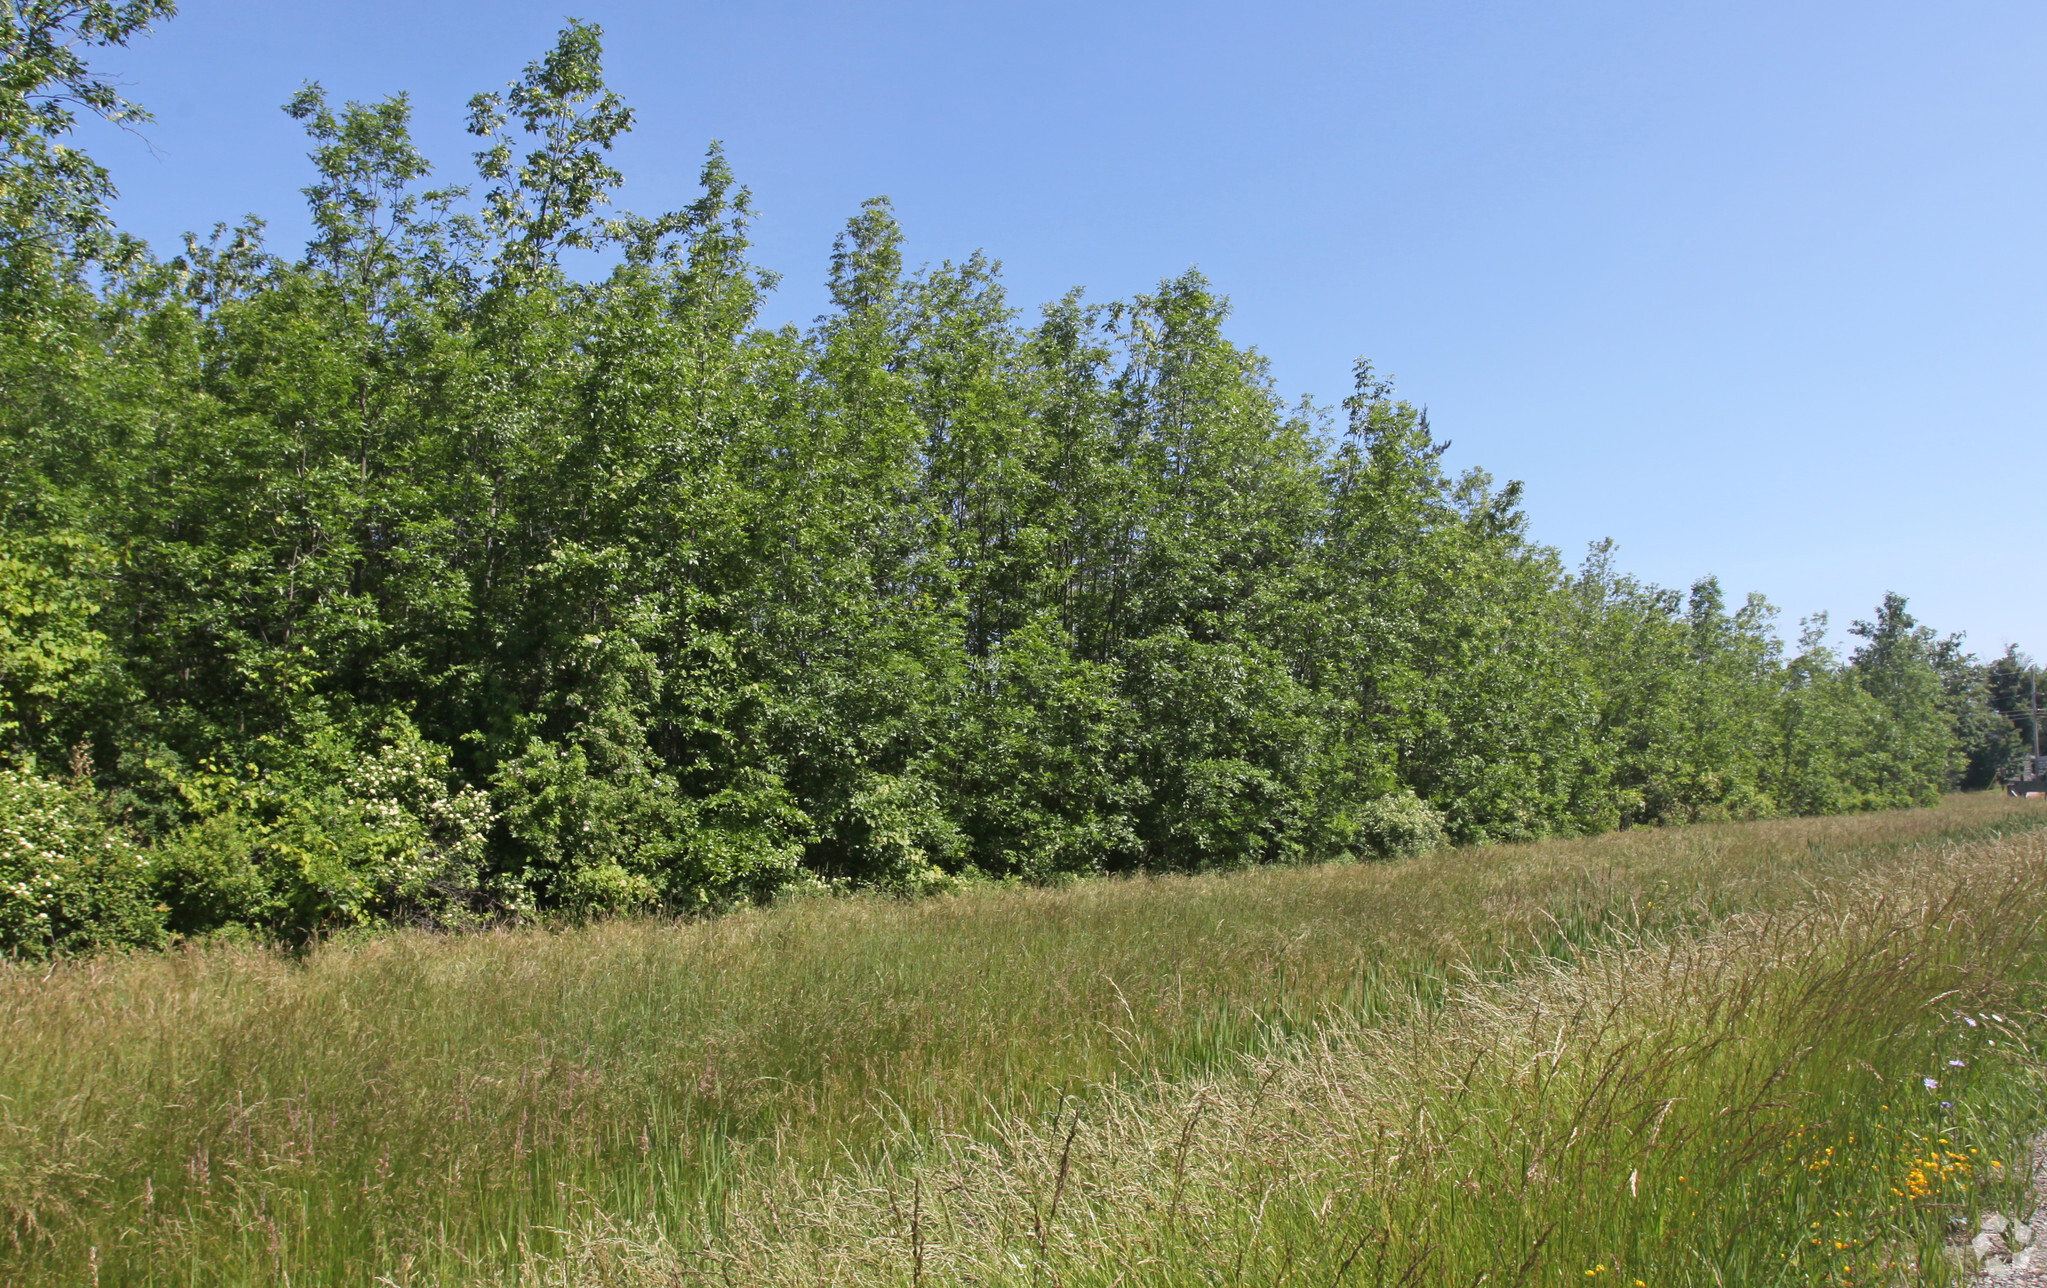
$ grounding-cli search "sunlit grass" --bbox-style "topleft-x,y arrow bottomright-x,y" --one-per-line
654,833 -> 2047,1288
5,794 -> 2047,1284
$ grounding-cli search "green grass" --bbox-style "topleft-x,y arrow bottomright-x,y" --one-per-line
682,824 -> 2047,1288
6,795 -> 2047,1285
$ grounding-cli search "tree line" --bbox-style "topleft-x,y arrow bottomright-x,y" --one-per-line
0,7 -> 2036,955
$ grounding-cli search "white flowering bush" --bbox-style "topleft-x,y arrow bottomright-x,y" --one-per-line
154,722 -> 502,939
335,726 -> 501,922
1351,790 -> 1448,860
0,766 -> 162,957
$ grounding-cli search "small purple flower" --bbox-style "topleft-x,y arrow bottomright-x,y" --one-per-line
1924,1078 -> 1940,1090
1949,1059 -> 1967,1068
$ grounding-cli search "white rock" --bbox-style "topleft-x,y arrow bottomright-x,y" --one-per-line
1984,1213 -> 2012,1234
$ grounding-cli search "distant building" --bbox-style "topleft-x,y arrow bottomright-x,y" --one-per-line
2008,754 -> 2047,798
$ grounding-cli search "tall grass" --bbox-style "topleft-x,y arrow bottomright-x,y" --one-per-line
4,795 -> 2046,1285
643,826 -> 2047,1287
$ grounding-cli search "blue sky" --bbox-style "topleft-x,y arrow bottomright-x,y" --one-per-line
78,1 -> 2047,658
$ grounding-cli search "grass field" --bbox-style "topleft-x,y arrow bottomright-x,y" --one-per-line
7,795 -> 2047,1285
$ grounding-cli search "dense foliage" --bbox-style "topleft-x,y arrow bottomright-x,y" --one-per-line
0,9 -> 2032,954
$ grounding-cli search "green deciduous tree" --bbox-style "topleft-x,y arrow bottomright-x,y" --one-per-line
0,14 -> 2019,951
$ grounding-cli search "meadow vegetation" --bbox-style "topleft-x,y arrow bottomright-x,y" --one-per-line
9,10 -> 2047,1285
5,793 -> 2047,1284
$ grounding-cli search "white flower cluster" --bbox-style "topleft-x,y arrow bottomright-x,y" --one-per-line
0,767 -> 151,952
338,730 -> 500,923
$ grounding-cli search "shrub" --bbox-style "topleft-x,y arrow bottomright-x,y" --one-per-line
1351,789 -> 1447,859
151,810 -> 270,936
336,725 -> 499,922
153,721 -> 501,939
0,766 -> 162,957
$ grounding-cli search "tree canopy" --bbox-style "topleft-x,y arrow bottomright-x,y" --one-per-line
0,14 -> 2029,954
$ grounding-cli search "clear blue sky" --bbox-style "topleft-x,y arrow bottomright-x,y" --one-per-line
77,1 -> 2047,658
